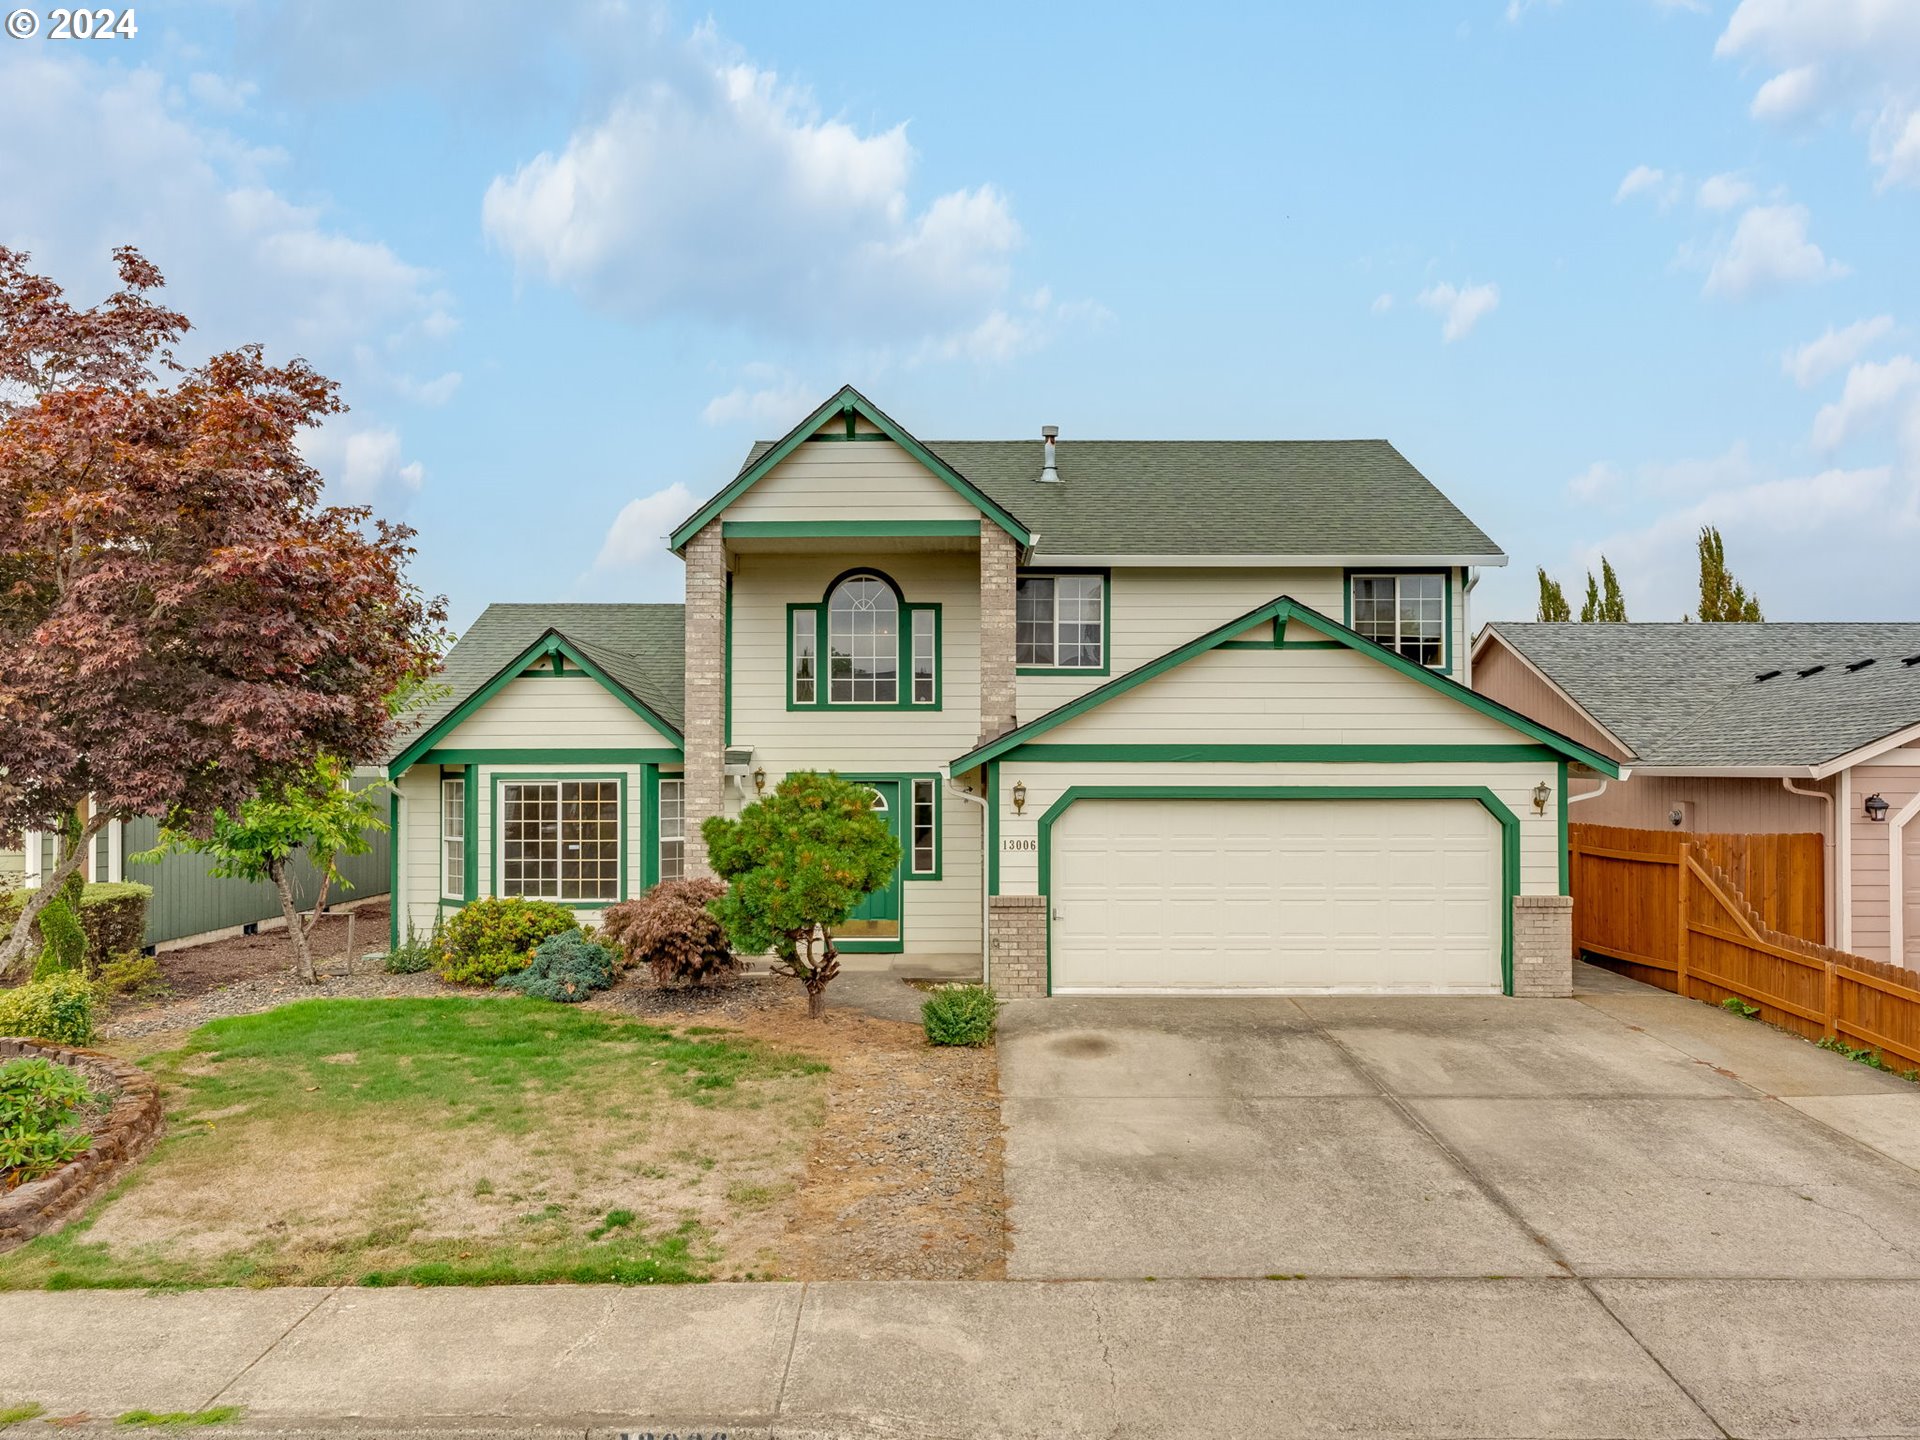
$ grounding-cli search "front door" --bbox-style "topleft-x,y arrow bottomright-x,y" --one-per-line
839,780 -> 902,951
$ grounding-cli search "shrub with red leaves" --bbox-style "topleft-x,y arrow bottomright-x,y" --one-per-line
600,879 -> 738,987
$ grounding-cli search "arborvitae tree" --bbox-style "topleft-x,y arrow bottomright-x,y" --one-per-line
1696,525 -> 1764,622
1536,568 -> 1572,622
1598,557 -> 1628,621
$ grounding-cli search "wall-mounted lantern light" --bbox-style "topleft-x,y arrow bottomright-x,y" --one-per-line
1866,792 -> 1890,823
1532,781 -> 1551,816
752,766 -> 767,796
1012,780 -> 1028,815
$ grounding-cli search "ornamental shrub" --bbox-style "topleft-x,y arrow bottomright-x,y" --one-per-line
384,916 -> 440,974
495,930 -> 617,1003
0,882 -> 152,976
436,897 -> 579,986
600,879 -> 737,987
921,984 -> 1000,1048
0,973 -> 100,1046
31,873 -> 87,980
0,1056 -> 99,1189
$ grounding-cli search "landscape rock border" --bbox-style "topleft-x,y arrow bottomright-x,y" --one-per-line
0,1036 -> 163,1251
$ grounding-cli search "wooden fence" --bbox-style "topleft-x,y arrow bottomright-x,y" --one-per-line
1572,824 -> 1920,1072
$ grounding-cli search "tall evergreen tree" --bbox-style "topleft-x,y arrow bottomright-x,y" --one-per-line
1598,557 -> 1628,621
1696,525 -> 1764,622
1536,568 -> 1572,622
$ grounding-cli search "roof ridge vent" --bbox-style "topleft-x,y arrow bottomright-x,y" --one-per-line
1797,664 -> 1826,678
1755,670 -> 1781,682
1905,654 -> 1920,667
1846,658 -> 1877,672
1038,425 -> 1060,483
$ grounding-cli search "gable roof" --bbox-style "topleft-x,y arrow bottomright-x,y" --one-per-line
388,604 -> 685,772
1479,622 -> 1920,773
731,435 -> 1505,563
671,385 -> 1034,551
953,597 -> 1620,776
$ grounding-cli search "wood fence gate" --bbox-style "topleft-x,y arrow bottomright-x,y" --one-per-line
1571,823 -> 1920,1071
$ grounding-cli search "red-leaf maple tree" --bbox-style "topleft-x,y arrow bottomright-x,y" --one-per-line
0,246 -> 446,975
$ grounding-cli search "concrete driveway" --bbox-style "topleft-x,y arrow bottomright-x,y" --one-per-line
998,964 -> 1920,1283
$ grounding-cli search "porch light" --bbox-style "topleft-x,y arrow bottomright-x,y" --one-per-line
1012,781 -> 1028,815
752,766 -> 766,796
1866,792 -> 1890,823
1532,781 -> 1551,816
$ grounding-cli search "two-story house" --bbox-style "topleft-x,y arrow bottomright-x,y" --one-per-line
386,386 -> 1615,998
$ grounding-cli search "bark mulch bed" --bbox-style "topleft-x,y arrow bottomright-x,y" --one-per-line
126,902 -> 390,1008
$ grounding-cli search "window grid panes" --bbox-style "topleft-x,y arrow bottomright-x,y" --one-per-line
658,778 -> 684,883
791,609 -> 816,705
911,609 -> 936,704
440,777 -> 464,900
500,779 -> 620,902
828,574 -> 899,704
910,779 -> 936,875
1017,574 -> 1104,668
1352,574 -> 1445,668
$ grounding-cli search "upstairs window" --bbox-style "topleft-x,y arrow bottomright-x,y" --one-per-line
1016,572 -> 1106,671
789,569 -> 939,709
1351,573 -> 1445,668
828,573 -> 898,704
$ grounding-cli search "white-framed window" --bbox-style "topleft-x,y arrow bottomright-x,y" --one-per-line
909,778 -> 937,876
658,777 -> 684,883
440,775 -> 465,901
791,609 -> 818,705
1351,573 -> 1446,668
1016,572 -> 1105,669
499,778 -> 621,903
828,573 -> 899,704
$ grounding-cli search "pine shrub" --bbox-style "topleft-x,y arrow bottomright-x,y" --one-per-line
921,984 -> 1000,1047
495,930 -> 617,1003
0,973 -> 100,1046
600,879 -> 737,987
435,897 -> 580,986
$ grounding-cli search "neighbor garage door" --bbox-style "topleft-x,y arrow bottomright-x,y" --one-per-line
1050,797 -> 1503,993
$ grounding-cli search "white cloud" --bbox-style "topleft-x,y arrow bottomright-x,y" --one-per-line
482,36 -> 1062,353
186,72 -> 257,112
702,372 -> 817,429
1370,292 -> 1393,314
1505,0 -> 1561,21
1696,172 -> 1757,211
594,483 -> 697,575
1416,281 -> 1501,342
297,422 -> 427,503
1749,63 -> 1822,120
1701,203 -> 1847,298
1870,104 -> 1920,189
1567,462 -> 1622,502
1782,316 -> 1896,388
1614,164 -> 1682,206
1811,355 -> 1920,450
1568,444 -> 1755,504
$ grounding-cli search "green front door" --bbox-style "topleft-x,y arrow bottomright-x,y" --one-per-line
840,780 -> 902,951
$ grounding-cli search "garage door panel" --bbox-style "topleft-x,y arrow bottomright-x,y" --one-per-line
1052,797 -> 1502,994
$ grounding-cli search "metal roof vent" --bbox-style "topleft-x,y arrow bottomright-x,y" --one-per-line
1038,425 -> 1061,483
1846,658 -> 1877,673
1798,665 -> 1826,678
1755,670 -> 1781,682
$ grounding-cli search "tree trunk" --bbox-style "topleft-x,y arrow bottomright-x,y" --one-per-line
0,812 -> 109,979
269,856 -> 316,984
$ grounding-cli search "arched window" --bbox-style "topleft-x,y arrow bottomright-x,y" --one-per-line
828,573 -> 899,704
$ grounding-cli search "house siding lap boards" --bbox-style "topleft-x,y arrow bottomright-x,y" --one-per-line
1849,764 -> 1920,967
722,437 -> 984,523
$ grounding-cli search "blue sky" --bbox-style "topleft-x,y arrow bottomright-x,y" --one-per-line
4,0 -> 1917,630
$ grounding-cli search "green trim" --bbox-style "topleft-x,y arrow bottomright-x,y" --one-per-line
950,595 -> 1621,778
833,775 -> 908,953
724,573 -> 734,749
489,770 -> 629,909
415,748 -> 682,767
463,769 -> 478,900
1014,567 -> 1112,678
389,629 -> 681,777
642,764 -> 661,891
906,775 -> 944,881
1557,760 -> 1570,897
436,767 -> 472,903
1000,743 -> 1561,764
670,385 -> 1032,550
803,431 -> 892,442
1343,568 -> 1455,675
1279,641 -> 1344,650
1033,784 -> 1521,997
785,570 -> 942,711
722,520 -> 982,539
387,790 -> 399,951
986,762 -> 1000,897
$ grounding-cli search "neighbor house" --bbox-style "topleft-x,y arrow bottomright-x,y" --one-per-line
1474,622 -> 1920,969
387,386 -> 1617,997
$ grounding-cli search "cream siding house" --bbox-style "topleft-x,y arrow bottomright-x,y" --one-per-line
388,386 -> 1615,997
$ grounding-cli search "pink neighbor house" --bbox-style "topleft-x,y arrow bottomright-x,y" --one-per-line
1473,622 -> 1920,970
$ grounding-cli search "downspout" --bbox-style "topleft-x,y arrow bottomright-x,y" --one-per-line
947,776 -> 990,985
1567,779 -> 1609,806
1888,791 -> 1920,966
1783,777 -> 1837,946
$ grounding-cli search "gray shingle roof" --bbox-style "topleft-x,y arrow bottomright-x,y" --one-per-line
740,438 -> 1503,560
1486,622 -> 1920,769
391,603 -> 685,760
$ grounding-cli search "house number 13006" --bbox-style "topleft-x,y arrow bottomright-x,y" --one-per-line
1001,837 -> 1037,851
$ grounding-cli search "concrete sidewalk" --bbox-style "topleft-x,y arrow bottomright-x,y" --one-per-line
11,1276 -> 1920,1438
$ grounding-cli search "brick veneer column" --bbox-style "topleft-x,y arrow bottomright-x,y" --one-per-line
978,525 -> 1018,745
1511,894 -> 1574,998
989,895 -> 1047,998
681,520 -> 727,878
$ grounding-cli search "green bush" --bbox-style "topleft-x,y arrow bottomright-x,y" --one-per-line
31,881 -> 87,980
384,917 -> 440,974
0,973 -> 100,1046
436,897 -> 579,986
496,930 -> 617,1003
98,953 -> 168,1000
0,1055 -> 98,1189
920,984 -> 1000,1047
0,882 -> 152,975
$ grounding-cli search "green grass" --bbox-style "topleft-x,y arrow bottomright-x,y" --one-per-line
0,997 -> 828,1291
115,1407 -> 241,1428
0,1402 -> 46,1426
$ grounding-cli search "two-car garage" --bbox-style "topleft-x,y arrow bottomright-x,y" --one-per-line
1047,795 -> 1507,994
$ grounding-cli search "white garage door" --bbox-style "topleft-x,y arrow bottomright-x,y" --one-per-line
1050,797 -> 1503,994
